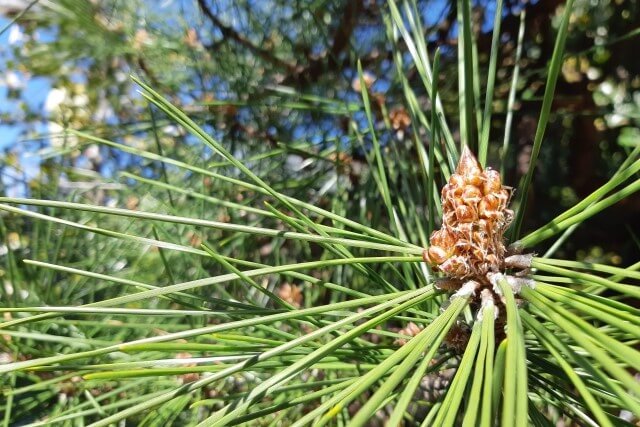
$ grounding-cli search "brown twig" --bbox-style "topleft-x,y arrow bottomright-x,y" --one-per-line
197,0 -> 298,74
284,0 -> 364,86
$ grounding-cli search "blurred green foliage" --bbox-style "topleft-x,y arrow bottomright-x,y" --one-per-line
1,0 -> 638,261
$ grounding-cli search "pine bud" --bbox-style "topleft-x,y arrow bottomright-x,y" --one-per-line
425,146 -> 513,279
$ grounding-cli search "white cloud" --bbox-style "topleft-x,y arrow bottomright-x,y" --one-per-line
45,87 -> 68,113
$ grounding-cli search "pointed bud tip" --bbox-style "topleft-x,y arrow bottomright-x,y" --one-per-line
456,146 -> 481,175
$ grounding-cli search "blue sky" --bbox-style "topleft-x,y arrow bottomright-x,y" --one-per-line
0,14 -> 52,196
0,15 -> 52,150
